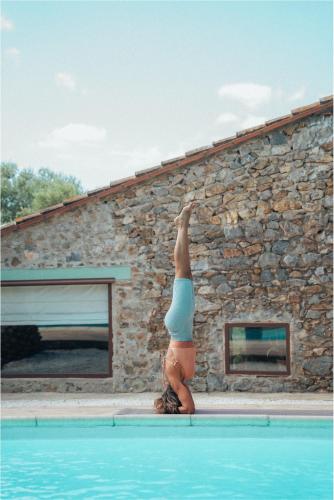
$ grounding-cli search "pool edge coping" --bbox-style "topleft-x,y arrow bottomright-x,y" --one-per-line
1,413 -> 333,428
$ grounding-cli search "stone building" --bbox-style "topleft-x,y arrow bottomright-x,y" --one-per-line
1,95 -> 333,393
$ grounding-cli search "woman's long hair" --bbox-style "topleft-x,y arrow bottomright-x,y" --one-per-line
154,351 -> 182,414
154,383 -> 182,414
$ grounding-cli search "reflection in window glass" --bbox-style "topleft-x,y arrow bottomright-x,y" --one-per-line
1,284 -> 110,376
1,325 -> 109,376
228,325 -> 288,373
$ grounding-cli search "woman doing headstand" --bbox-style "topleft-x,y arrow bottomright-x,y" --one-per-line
154,202 -> 197,414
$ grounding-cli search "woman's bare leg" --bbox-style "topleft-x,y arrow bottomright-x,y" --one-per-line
174,224 -> 192,279
173,202 -> 196,279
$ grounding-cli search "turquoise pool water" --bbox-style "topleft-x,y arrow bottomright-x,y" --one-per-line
2,419 -> 333,499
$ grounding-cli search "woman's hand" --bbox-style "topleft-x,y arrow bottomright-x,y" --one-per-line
178,405 -> 195,414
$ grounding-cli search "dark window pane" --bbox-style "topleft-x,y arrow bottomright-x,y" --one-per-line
1,325 -> 109,375
228,325 -> 288,373
1,284 -> 110,376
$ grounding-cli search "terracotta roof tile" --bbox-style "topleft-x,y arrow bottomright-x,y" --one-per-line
320,95 -> 333,104
236,123 -> 266,138
87,185 -> 112,196
161,155 -> 185,166
39,203 -> 65,213
291,101 -> 320,115
15,212 -> 44,223
0,221 -> 16,229
63,194 -> 88,205
185,145 -> 212,157
135,165 -> 161,177
212,134 -> 237,147
1,95 -> 332,235
109,176 -> 136,187
265,114 -> 291,126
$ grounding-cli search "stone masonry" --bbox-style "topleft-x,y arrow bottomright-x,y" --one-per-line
1,110 -> 333,393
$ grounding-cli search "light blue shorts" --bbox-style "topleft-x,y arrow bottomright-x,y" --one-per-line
164,278 -> 195,342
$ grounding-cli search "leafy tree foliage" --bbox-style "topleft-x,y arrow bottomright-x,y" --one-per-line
1,163 -> 85,224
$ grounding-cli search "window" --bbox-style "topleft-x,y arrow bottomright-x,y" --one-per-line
1,280 -> 113,377
225,323 -> 290,375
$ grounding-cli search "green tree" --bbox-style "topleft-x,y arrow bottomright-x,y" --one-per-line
0,163 -> 85,224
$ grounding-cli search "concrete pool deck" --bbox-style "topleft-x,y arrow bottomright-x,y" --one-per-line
1,392 -> 333,420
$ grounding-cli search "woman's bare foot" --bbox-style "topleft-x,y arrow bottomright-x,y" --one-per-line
174,202 -> 197,228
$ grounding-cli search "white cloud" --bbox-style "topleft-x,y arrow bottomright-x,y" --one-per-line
107,134 -> 207,172
41,145 -> 165,188
38,123 -> 107,149
273,87 -> 285,99
57,153 -> 75,160
239,114 -> 267,129
216,112 -> 239,125
218,82 -> 272,109
4,47 -> 20,58
55,72 -> 76,91
107,146 -> 163,169
1,15 -> 14,31
288,86 -> 306,101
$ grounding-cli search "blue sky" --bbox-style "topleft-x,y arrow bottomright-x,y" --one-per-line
2,1 -> 332,191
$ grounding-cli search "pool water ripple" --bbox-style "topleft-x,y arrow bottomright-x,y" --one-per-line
2,421 -> 332,499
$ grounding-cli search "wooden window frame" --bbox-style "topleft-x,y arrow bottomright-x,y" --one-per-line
1,278 -> 114,378
224,322 -> 291,376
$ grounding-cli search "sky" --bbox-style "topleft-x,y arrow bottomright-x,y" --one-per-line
1,0 -> 333,192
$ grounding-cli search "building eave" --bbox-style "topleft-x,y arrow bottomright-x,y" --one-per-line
1,95 -> 332,236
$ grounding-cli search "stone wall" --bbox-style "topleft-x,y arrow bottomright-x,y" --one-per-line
1,111 -> 333,393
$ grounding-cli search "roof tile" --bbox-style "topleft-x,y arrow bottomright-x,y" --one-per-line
265,114 -> 291,126
236,123 -> 266,137
40,203 -> 65,213
320,95 -> 333,104
135,165 -> 161,177
291,101 -> 320,115
15,212 -> 43,223
63,194 -> 88,205
212,134 -> 237,147
109,176 -> 136,187
185,145 -> 212,157
161,155 -> 185,166
0,221 -> 16,229
87,185 -> 112,196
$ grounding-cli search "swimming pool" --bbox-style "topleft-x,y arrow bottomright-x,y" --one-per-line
2,417 -> 332,499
